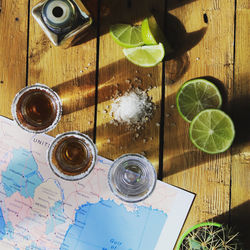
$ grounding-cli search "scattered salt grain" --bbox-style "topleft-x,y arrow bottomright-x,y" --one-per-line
110,88 -> 154,126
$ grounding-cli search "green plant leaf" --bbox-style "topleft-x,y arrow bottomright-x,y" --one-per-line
188,238 -> 209,250
188,238 -> 202,249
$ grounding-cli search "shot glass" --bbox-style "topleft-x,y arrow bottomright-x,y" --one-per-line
11,83 -> 62,133
108,153 -> 157,203
47,131 -> 97,180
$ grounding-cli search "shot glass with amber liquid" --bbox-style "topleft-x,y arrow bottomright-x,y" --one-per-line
108,154 -> 157,203
11,84 -> 62,133
48,131 -> 97,180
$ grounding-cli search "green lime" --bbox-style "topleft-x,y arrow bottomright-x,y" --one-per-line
189,109 -> 235,154
110,24 -> 144,48
123,43 -> 165,67
141,16 -> 165,45
176,79 -> 222,123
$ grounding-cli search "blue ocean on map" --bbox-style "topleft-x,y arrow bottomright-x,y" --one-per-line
0,207 -> 6,240
1,148 -> 43,198
61,199 -> 167,250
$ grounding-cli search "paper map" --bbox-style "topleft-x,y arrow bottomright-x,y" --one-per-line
0,116 -> 194,250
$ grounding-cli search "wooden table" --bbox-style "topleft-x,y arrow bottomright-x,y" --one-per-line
0,0 -> 249,248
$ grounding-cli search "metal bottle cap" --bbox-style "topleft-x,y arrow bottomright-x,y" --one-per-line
42,0 -> 77,34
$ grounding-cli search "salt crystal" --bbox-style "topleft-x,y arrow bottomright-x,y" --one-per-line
110,88 -> 154,125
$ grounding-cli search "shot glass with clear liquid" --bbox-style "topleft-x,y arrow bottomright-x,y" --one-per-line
11,83 -> 62,133
108,154 -> 157,203
47,131 -> 97,180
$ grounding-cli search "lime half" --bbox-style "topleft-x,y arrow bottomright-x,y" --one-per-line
123,43 -> 165,67
189,109 -> 235,154
110,24 -> 144,48
176,79 -> 222,123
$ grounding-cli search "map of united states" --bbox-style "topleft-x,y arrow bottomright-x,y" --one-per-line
0,116 -> 194,250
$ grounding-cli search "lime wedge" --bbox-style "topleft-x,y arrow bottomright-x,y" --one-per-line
110,24 -> 144,48
189,109 -> 235,154
176,79 -> 222,123
123,43 -> 165,67
141,16 -> 165,45
141,16 -> 173,55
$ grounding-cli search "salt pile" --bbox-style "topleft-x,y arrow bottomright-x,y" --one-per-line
110,88 -> 154,126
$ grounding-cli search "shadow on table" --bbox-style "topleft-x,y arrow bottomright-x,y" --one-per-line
167,0 -> 197,11
230,95 -> 250,147
212,200 -> 250,248
52,57 -> 132,116
163,13 -> 207,84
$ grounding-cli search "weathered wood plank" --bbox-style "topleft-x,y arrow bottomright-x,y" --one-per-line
0,0 -> 29,118
28,0 -> 98,138
96,0 -> 165,172
231,0 -> 250,246
163,0 -> 235,237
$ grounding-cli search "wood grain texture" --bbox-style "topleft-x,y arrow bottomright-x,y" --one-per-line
163,0 -> 235,237
96,0 -> 165,171
231,0 -> 250,246
0,0 -> 29,118
28,0 -> 98,138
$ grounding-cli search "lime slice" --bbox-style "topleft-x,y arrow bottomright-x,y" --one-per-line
189,109 -> 235,154
176,79 -> 222,123
141,16 -> 165,45
123,43 -> 165,67
110,24 -> 144,48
